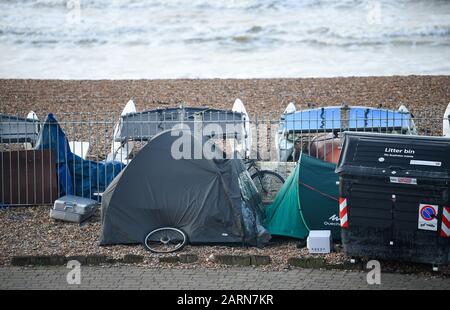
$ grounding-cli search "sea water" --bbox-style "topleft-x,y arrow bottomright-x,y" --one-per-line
0,0 -> 449,79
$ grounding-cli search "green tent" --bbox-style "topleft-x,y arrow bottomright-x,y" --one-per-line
265,153 -> 341,240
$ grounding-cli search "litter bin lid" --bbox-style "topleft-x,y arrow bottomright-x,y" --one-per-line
336,132 -> 450,179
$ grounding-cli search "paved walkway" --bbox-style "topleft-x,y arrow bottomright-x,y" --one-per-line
1,266 -> 449,290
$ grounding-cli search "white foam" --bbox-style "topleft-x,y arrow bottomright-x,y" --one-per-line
0,0 -> 449,78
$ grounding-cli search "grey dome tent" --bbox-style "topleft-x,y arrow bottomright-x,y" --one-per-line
100,129 -> 270,247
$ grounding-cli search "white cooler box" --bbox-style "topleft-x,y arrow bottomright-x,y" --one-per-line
50,195 -> 98,223
307,230 -> 332,254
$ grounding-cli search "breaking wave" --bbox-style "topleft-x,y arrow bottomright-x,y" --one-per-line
0,0 -> 449,78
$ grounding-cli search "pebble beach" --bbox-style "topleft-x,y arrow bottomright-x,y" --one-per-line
1,76 -> 450,274
1,76 -> 449,118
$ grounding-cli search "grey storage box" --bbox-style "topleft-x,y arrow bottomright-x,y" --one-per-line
50,195 -> 98,223
307,230 -> 332,254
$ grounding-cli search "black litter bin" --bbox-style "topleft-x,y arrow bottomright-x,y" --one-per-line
336,132 -> 450,265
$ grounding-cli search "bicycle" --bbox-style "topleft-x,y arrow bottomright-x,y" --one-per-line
144,227 -> 187,253
245,159 -> 285,206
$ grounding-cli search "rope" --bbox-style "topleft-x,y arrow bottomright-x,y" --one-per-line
298,180 -> 339,202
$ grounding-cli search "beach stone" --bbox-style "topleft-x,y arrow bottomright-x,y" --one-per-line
12,255 -> 66,266
106,257 -> 121,264
288,257 -> 326,269
122,254 -> 144,264
85,255 -> 108,265
178,254 -> 198,264
250,255 -> 271,266
214,255 -> 252,266
11,256 -> 33,266
159,256 -> 180,264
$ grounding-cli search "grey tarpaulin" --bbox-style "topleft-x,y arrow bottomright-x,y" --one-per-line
100,129 -> 270,247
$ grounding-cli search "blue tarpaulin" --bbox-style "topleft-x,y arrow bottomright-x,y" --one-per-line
34,114 -> 124,199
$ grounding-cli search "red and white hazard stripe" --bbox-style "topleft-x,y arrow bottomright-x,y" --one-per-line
441,206 -> 450,238
339,197 -> 349,229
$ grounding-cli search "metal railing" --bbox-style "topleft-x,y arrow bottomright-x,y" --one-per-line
0,109 -> 446,206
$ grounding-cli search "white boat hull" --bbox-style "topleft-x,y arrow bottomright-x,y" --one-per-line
444,103 -> 450,137
232,98 -> 252,158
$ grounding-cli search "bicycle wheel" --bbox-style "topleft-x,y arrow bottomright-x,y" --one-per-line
251,170 -> 285,206
144,227 -> 187,253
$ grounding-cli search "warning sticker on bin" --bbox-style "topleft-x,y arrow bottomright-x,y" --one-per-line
410,160 -> 441,167
418,204 -> 438,231
390,177 -> 417,185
